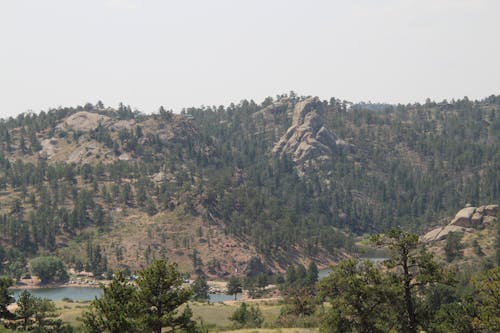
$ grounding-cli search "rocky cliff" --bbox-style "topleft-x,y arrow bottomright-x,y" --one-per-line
272,97 -> 339,175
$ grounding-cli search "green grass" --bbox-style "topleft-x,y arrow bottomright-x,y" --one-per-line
54,299 -> 310,332
190,301 -> 281,328
190,302 -> 236,327
55,300 -> 92,326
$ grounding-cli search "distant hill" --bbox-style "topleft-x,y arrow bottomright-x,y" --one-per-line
0,94 -> 499,277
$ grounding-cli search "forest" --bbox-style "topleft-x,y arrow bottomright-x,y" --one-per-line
0,228 -> 499,332
0,94 -> 498,332
0,94 -> 498,274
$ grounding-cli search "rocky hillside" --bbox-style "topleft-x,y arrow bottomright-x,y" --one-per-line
422,204 -> 499,267
0,94 -> 499,277
272,97 -> 339,176
422,204 -> 499,242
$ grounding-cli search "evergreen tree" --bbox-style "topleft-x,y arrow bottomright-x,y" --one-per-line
226,276 -> 242,300
307,262 -> 319,286
15,290 -> 37,330
372,229 -> 453,333
229,303 -> 263,328
318,259 -> 395,333
31,298 -> 63,332
444,232 -> 463,262
136,260 -> 194,333
192,275 -> 209,302
0,277 -> 14,320
82,271 -> 141,333
472,267 -> 500,332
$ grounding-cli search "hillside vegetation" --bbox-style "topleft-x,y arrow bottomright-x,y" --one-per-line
0,94 -> 499,276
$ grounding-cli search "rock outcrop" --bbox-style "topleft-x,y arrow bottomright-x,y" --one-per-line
448,204 -> 498,228
422,225 -> 470,242
67,141 -> 114,164
57,111 -> 111,132
252,100 -> 292,123
449,206 -> 478,227
40,138 -> 59,159
272,97 -> 338,175
422,204 -> 498,242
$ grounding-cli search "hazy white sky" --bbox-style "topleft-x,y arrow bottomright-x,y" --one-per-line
1,0 -> 499,117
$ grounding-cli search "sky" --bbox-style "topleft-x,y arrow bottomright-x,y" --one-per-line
1,0 -> 499,117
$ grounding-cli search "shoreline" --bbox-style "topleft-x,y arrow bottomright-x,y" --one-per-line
9,280 -> 108,291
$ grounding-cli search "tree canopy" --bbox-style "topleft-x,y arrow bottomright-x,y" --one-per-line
82,271 -> 141,333
82,260 -> 199,333
30,256 -> 69,284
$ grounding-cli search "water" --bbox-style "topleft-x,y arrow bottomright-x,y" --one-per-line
318,268 -> 331,279
12,287 -> 103,301
11,287 -> 239,303
10,257 -> 388,301
208,293 -> 240,303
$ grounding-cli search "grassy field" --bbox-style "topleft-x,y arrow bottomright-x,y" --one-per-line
189,301 -> 283,328
55,300 -> 91,326
53,299 -> 306,332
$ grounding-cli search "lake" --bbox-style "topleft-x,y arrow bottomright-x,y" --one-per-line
11,287 -> 239,303
10,257 -> 387,302
11,287 -> 103,301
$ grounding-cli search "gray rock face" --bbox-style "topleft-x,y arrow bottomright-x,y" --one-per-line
483,215 -> 496,226
449,207 -> 477,227
471,212 -> 483,225
485,204 -> 499,216
421,225 -> 469,242
272,97 -> 337,174
40,138 -> 58,159
57,111 -> 111,132
422,204 -> 498,243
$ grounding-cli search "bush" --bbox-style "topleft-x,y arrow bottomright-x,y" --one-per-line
444,232 -> 463,262
29,256 -> 69,284
229,302 -> 264,328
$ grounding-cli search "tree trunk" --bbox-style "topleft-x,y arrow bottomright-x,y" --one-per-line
402,255 -> 417,333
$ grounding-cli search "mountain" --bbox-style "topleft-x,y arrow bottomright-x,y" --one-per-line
0,94 -> 499,277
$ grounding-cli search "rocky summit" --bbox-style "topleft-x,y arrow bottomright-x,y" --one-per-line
272,97 -> 339,176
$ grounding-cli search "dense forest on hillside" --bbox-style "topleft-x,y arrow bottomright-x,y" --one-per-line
188,94 -> 499,241
0,94 -> 498,274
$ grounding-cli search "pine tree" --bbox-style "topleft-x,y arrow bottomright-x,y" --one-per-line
192,275 -> 209,302
318,259 -> 395,333
0,277 -> 14,320
82,271 -> 141,333
136,260 -> 194,333
371,229 -> 453,333
15,290 -> 37,330
227,276 -> 242,300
